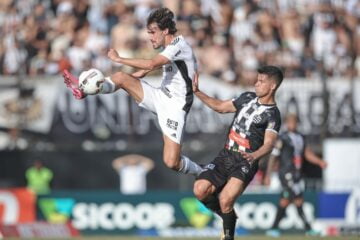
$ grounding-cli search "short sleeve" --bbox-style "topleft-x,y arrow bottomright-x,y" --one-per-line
232,92 -> 256,110
160,40 -> 182,61
266,109 -> 281,134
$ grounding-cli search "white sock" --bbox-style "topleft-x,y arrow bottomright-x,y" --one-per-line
179,155 -> 203,176
100,77 -> 116,94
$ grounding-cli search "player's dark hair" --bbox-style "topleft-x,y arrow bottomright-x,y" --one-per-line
257,65 -> 284,90
147,7 -> 177,34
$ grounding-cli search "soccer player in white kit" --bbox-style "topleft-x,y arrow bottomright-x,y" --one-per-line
63,7 -> 203,176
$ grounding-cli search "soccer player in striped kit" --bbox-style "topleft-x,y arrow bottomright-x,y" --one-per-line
265,113 -> 327,237
192,66 -> 283,240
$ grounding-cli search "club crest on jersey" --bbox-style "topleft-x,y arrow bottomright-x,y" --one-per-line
253,115 -> 262,123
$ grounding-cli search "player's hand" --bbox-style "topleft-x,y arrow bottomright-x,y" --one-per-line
263,176 -> 271,186
192,72 -> 200,93
320,161 -> 327,169
107,49 -> 122,63
240,151 -> 256,163
132,69 -> 150,78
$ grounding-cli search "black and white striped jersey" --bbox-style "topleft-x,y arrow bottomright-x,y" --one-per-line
160,35 -> 197,112
271,131 -> 306,176
225,92 -> 281,153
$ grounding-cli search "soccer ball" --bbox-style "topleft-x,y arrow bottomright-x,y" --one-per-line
78,68 -> 105,95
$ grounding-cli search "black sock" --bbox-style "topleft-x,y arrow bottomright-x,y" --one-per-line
272,206 -> 286,229
200,194 -> 221,215
297,205 -> 311,230
221,210 -> 237,240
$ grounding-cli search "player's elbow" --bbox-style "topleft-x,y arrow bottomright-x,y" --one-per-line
266,143 -> 276,154
215,101 -> 235,114
145,61 -> 157,71
216,109 -> 227,114
215,105 -> 232,114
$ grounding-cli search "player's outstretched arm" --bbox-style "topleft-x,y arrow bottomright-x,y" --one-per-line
108,49 -> 169,71
304,147 -> 327,169
192,73 -> 236,113
264,139 -> 282,185
131,69 -> 152,78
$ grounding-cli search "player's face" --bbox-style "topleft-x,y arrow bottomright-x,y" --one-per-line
254,74 -> 276,98
147,23 -> 167,49
286,115 -> 298,131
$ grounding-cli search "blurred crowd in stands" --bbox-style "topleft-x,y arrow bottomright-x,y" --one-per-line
0,0 -> 359,85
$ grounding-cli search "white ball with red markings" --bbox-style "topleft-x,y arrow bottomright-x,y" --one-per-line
78,68 -> 105,95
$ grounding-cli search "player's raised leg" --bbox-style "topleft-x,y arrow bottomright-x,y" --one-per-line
62,68 -> 144,103
163,135 -> 203,176
106,71 -> 144,102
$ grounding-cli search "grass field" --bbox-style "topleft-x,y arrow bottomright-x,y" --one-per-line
6,236 -> 360,240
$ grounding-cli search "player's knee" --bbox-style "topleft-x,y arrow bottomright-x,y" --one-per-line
219,195 -> 234,213
294,198 -> 303,207
193,181 -> 209,200
279,198 -> 290,207
163,157 -> 180,171
111,72 -> 128,87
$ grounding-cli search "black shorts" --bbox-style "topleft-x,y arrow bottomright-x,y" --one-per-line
197,149 -> 258,191
279,172 -> 304,199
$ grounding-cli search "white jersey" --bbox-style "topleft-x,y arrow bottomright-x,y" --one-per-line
119,165 -> 147,194
160,35 -> 197,113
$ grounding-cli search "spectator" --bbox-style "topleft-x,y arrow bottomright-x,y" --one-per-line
0,0 -> 358,80
112,154 -> 154,195
25,159 -> 53,195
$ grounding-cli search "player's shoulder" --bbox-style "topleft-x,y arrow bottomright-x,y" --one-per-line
268,105 -> 281,115
296,131 -> 306,140
239,91 -> 256,100
170,35 -> 185,46
233,91 -> 256,107
265,104 -> 281,117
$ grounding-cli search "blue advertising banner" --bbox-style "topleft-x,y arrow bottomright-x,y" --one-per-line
37,191 -> 317,236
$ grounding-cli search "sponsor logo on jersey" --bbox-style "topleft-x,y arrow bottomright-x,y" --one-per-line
241,166 -> 249,173
166,119 -> 178,130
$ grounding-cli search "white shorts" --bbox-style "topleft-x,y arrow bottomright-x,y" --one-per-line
139,81 -> 188,144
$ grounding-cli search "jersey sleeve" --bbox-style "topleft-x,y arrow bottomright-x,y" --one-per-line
302,134 -> 307,149
266,109 -> 281,134
160,39 -> 183,61
232,92 -> 256,110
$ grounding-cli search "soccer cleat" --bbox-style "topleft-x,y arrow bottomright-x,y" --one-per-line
220,231 -> 234,240
266,229 -> 281,237
220,231 -> 225,240
62,69 -> 86,99
305,229 -> 321,236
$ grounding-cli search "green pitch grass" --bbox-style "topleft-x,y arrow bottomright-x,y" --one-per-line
7,236 -> 359,240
